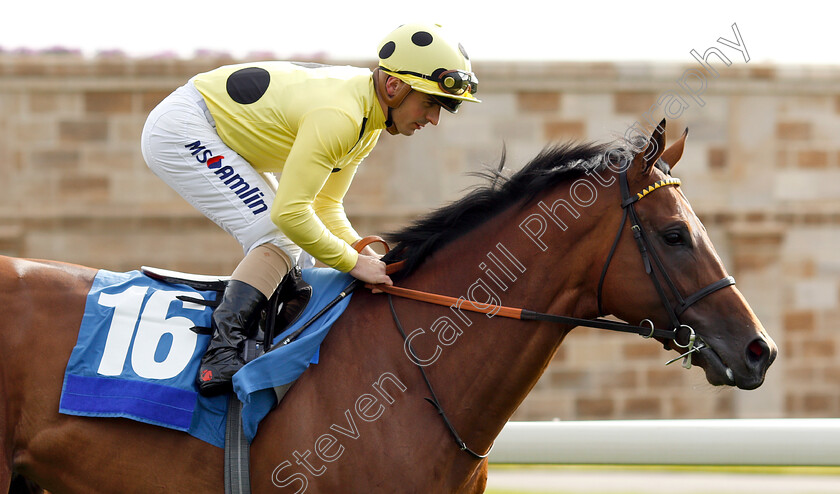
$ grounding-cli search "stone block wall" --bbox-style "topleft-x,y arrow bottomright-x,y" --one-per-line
1,52 -> 838,421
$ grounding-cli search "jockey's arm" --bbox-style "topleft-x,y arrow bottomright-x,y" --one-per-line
312,136 -> 385,260
270,111 -> 391,285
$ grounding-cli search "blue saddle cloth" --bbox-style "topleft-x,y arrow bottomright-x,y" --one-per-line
59,267 -> 353,447
234,268 -> 355,440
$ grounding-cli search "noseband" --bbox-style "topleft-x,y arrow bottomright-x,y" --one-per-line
596,167 -> 735,362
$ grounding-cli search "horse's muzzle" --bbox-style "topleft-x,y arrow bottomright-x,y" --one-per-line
696,334 -> 777,390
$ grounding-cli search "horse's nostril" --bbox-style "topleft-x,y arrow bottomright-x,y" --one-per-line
749,340 -> 764,358
746,338 -> 770,368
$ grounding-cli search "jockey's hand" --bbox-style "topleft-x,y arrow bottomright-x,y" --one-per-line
358,245 -> 382,258
350,254 -> 393,287
350,238 -> 385,259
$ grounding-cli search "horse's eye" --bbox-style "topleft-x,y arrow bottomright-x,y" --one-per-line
663,231 -> 686,246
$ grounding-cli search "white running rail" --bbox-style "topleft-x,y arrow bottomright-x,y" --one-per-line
489,420 -> 840,466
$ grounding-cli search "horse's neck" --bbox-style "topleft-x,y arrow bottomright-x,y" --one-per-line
395,188 -> 608,450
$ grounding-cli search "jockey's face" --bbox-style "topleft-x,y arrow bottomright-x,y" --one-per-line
388,82 -> 441,136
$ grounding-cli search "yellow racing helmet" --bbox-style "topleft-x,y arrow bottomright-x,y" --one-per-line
377,23 -> 480,113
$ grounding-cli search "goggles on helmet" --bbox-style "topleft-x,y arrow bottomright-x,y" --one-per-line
431,69 -> 479,96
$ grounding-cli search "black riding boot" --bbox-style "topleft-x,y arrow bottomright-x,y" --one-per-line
197,280 -> 267,396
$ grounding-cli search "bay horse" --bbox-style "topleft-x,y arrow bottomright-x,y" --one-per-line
2,121 -> 776,493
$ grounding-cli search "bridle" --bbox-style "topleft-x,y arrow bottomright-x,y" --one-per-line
351,164 -> 737,460
371,166 -> 736,359
596,166 -> 735,363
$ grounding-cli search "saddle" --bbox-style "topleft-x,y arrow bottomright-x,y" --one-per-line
141,265 -> 313,362
140,236 -> 394,361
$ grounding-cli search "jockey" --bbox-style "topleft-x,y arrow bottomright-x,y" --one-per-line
140,23 -> 480,396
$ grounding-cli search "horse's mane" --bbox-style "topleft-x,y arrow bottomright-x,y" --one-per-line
382,140 -> 628,278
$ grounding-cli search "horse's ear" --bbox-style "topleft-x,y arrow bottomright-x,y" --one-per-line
660,128 -> 689,170
632,118 -> 666,176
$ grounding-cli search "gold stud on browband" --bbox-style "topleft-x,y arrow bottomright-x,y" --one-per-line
635,177 -> 681,201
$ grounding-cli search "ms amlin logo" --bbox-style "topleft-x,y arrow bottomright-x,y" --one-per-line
185,141 -> 269,215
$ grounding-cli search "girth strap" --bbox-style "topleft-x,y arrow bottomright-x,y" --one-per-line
225,397 -> 251,494
224,322 -> 263,494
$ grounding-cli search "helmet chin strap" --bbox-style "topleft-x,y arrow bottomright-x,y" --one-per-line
374,68 -> 412,135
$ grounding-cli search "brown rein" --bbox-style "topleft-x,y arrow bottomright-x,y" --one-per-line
353,236 -> 678,341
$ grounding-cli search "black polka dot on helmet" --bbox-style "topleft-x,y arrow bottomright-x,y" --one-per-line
411,31 -> 433,47
379,41 -> 396,59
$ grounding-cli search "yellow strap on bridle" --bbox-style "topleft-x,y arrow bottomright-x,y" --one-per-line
635,177 -> 681,202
